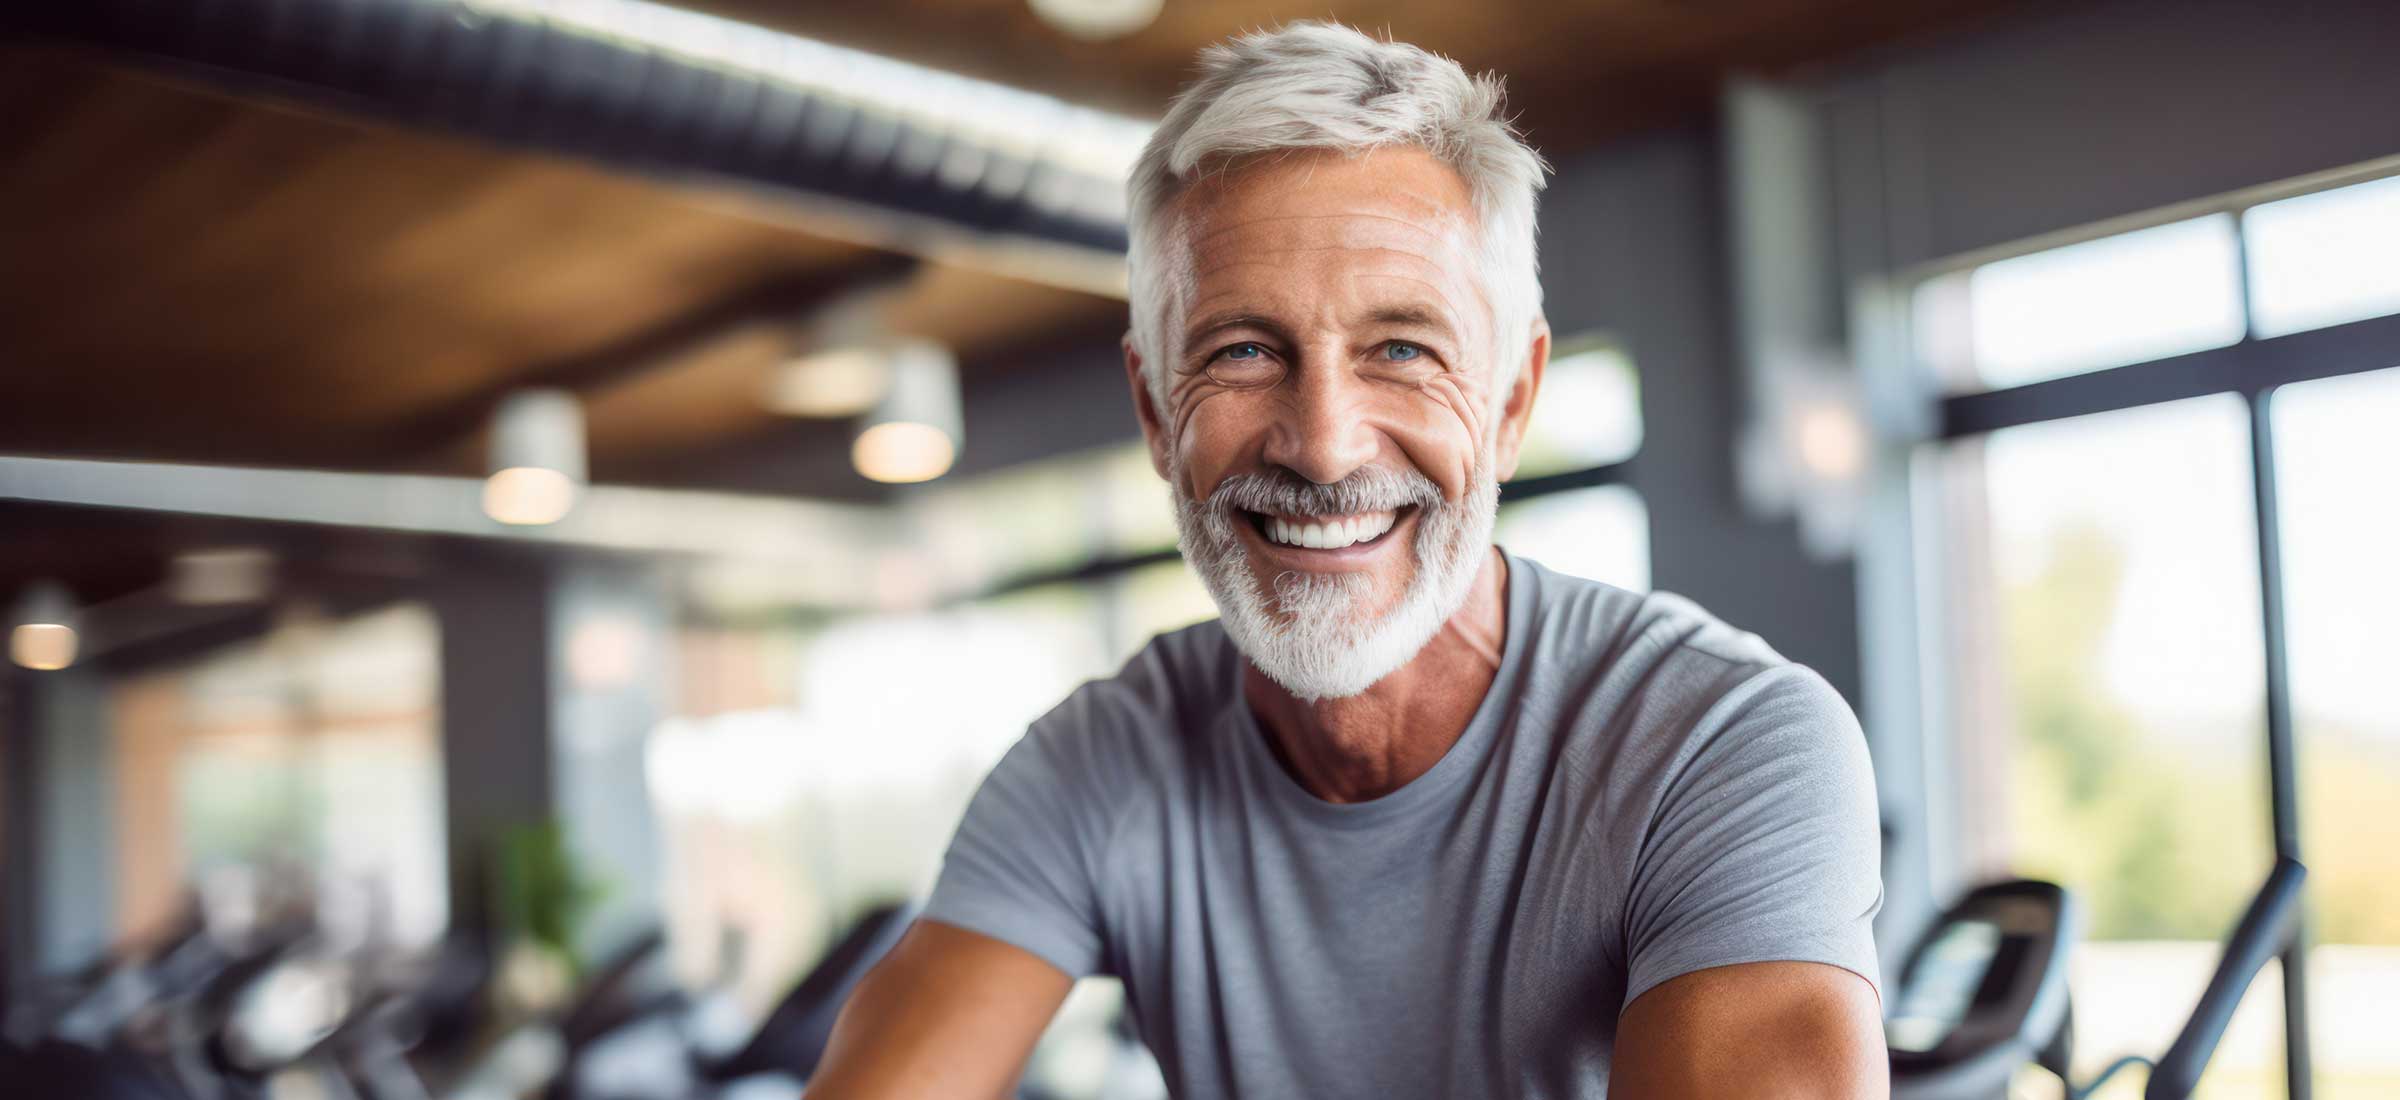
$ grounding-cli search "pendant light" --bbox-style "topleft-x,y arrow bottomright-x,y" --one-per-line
766,345 -> 891,418
9,579 -> 81,671
850,338 -> 962,484
484,388 -> 587,526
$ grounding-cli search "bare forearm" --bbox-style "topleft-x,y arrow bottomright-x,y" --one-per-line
1610,961 -> 1887,1100
807,920 -> 1071,1100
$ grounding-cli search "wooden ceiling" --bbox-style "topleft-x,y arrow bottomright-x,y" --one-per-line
0,0 -> 2038,605
0,1 -> 2040,483
0,46 -> 1128,486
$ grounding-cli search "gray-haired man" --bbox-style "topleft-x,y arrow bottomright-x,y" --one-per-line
813,22 -> 1886,1099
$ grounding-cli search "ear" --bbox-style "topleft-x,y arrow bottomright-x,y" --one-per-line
1124,333 -> 1172,480
1491,316 -> 1551,483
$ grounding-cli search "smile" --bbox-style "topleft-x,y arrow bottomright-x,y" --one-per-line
1241,506 -> 1415,552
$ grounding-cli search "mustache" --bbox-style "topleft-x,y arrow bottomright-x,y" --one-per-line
1204,465 -> 1445,519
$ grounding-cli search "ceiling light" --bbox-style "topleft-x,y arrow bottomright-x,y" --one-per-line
1794,399 -> 1867,481
1735,350 -> 1871,560
768,283 -> 908,419
10,580 -> 81,671
766,346 -> 891,418
1028,0 -> 1164,41
170,547 -> 276,605
485,389 -> 586,526
852,340 -> 963,484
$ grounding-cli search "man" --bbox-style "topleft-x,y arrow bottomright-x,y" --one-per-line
812,22 -> 1885,1099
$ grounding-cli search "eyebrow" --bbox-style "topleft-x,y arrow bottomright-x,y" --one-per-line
1182,311 -> 1287,350
1363,304 -> 1455,334
1177,302 -> 1460,355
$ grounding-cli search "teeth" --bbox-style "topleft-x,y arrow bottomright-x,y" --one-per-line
1262,511 -> 1397,550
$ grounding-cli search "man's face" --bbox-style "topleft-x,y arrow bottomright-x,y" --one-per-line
1131,146 -> 1541,699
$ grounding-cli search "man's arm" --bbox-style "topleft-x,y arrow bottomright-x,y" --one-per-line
1611,960 -> 1887,1099
805,919 -> 1075,1100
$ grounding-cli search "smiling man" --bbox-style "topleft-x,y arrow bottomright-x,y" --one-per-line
810,22 -> 1886,1099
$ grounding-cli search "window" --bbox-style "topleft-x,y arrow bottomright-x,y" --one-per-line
1495,485 -> 1649,591
2244,175 -> 2400,338
1935,398 -> 2285,1095
651,591 -> 1099,1013
109,603 -> 447,949
1916,216 -> 2246,392
2270,366 -> 2400,1090
1910,165 -> 2400,1098
1500,336 -> 1648,589
1515,340 -> 1642,477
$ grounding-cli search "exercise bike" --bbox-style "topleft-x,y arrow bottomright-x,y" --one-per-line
1888,856 -> 2306,1100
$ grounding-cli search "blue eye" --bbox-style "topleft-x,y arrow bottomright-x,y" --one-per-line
1384,342 -> 1423,361
1221,343 -> 1265,360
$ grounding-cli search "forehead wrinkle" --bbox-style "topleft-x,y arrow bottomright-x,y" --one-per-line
1185,208 -> 1469,249
1188,225 -> 1476,281
1187,246 -> 1465,285
1165,190 -> 1487,367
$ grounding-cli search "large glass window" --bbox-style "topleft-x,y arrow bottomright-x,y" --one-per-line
1935,397 -> 2284,1096
2244,175 -> 2400,339
2271,365 -> 2400,1093
1515,340 -> 1642,477
1916,215 -> 2246,392
1912,164 -> 2400,1099
654,587 -> 1170,1094
1495,485 -> 1650,591
109,603 -> 448,949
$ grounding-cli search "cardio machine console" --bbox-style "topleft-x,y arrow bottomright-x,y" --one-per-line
1889,880 -> 2079,1098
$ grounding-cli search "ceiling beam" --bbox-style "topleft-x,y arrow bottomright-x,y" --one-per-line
375,253 -> 919,468
0,454 -> 895,607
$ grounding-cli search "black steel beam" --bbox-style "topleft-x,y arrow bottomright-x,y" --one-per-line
2246,390 -> 2315,1100
1940,311 -> 2400,438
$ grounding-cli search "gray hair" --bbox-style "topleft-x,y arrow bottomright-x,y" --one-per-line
1125,21 -> 1550,426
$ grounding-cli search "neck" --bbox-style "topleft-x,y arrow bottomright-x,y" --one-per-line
1243,547 -> 1510,803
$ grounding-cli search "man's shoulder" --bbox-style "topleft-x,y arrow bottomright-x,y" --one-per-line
1518,560 -> 1869,851
1517,555 -> 1795,694
1515,555 -> 1854,772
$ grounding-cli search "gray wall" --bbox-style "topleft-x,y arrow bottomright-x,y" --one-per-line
1,669 -> 116,984
430,552 -> 672,958
546,561 -> 671,959
1851,0 -> 2400,270
1544,127 -> 1866,706
431,556 -> 558,944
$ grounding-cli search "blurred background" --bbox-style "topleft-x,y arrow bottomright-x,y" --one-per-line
0,0 -> 2392,1097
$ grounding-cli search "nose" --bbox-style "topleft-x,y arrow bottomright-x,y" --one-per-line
1260,358 -> 1380,487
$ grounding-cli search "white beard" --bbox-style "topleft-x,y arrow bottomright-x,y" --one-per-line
1171,458 -> 1500,702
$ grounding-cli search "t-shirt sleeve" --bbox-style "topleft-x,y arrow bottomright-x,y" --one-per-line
1620,664 -> 1884,1009
921,690 -> 1139,980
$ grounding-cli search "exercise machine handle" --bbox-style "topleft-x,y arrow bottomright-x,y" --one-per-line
2144,856 -> 2306,1100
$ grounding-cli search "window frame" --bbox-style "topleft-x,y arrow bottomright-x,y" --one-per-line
1891,162 -> 2400,1098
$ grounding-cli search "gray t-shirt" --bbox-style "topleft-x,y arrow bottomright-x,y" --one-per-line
925,552 -> 1882,1098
